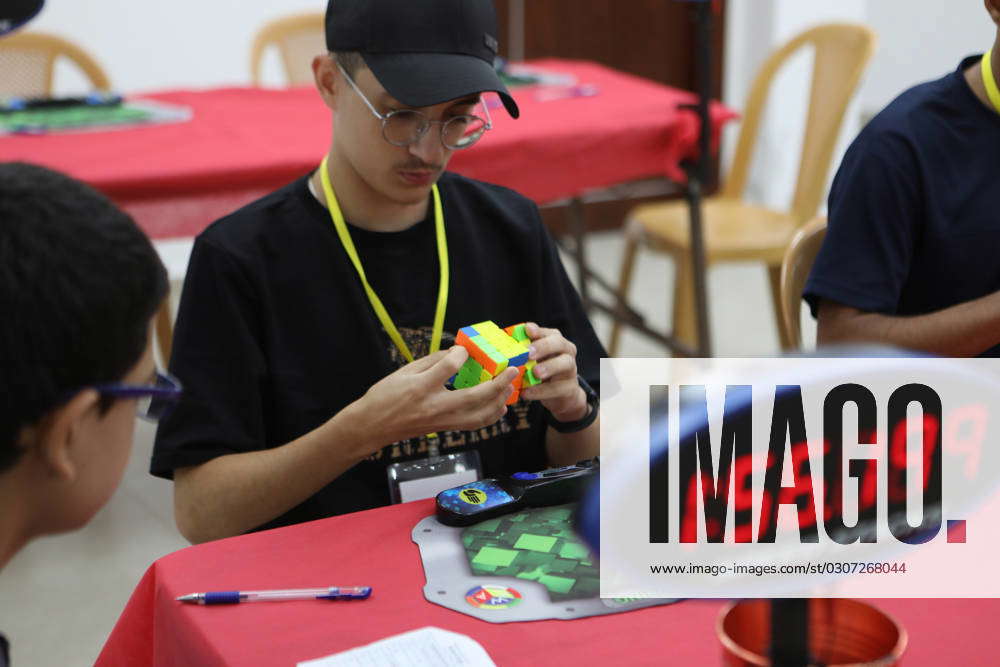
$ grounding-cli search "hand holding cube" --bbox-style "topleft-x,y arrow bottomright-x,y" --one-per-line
450,321 -> 542,405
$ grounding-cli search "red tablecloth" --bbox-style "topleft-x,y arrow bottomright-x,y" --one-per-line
95,499 -> 999,666
0,60 -> 736,240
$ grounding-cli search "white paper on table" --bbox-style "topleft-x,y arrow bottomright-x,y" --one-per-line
296,626 -> 496,667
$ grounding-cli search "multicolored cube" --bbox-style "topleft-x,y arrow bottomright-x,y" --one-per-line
450,321 -> 542,404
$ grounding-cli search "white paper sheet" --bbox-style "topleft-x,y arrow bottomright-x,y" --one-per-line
297,626 -> 496,667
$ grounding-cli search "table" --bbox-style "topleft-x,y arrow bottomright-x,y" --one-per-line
0,59 -> 734,241
96,498 -> 1000,666
2,60 -> 737,357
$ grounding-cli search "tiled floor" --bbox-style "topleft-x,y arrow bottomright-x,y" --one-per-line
0,231 -> 816,666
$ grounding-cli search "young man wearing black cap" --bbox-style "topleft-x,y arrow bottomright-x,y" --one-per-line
153,0 -> 604,543
0,0 -> 44,35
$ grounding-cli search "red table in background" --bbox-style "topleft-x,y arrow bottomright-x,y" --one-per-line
95,499 -> 999,666
0,59 -> 735,241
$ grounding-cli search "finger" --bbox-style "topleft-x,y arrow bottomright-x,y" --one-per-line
422,346 -> 469,382
525,322 -> 542,336
449,366 -> 518,406
440,373 -> 515,429
525,321 -> 559,341
454,409 -> 507,433
438,400 -> 508,433
529,333 -> 577,362
470,402 -> 509,429
404,349 -> 452,374
521,377 -> 579,402
482,366 -> 520,398
530,354 -> 577,383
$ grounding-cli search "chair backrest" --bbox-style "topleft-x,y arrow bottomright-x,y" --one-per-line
779,216 -> 827,349
0,31 -> 110,96
250,12 -> 325,86
721,23 -> 877,223
154,299 -> 174,367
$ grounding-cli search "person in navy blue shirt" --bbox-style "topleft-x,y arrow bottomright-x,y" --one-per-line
805,0 -> 1000,356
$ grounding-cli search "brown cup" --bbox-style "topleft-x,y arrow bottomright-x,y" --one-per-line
717,599 -> 907,666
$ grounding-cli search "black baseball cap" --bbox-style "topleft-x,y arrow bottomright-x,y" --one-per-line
325,0 -> 520,119
0,0 -> 44,36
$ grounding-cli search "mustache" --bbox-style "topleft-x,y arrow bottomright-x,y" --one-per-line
396,160 -> 443,172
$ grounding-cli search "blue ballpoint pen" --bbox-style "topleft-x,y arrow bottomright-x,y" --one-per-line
176,586 -> 372,605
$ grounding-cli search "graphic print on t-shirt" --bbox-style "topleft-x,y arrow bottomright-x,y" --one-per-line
367,326 -> 535,462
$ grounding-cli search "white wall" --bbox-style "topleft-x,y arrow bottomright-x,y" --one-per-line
28,0 -> 326,94
860,0 -> 996,116
721,0 -> 996,211
25,0 -> 997,207
722,0 -> 866,211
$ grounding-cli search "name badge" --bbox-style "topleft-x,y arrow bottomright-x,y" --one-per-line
387,450 -> 482,503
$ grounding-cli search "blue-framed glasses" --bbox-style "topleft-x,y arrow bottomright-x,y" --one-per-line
93,370 -> 183,421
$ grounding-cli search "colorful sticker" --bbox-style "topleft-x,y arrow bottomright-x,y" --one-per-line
459,488 -> 487,505
465,585 -> 523,610
437,480 -> 515,517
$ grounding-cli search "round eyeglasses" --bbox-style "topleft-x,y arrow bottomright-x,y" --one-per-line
337,61 -> 493,151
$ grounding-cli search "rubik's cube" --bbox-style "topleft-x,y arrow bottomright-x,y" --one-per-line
450,321 -> 542,405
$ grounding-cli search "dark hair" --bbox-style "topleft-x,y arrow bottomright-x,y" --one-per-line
0,162 -> 168,472
332,51 -> 365,77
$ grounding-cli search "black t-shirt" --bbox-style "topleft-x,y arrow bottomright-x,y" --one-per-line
804,56 -> 1000,355
1,632 -> 8,667
152,171 -> 605,530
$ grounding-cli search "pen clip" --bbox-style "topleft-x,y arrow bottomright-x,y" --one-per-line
318,586 -> 372,600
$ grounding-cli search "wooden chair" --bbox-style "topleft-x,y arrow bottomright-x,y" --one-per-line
0,31 -> 110,96
250,12 -> 325,86
154,301 -> 174,366
779,216 -> 827,350
608,23 -> 876,355
0,32 -> 177,363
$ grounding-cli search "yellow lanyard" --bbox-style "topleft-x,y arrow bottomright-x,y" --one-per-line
318,155 -> 449,363
982,49 -> 1000,115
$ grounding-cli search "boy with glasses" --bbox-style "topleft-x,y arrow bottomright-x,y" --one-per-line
153,0 -> 604,543
0,162 -> 176,664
